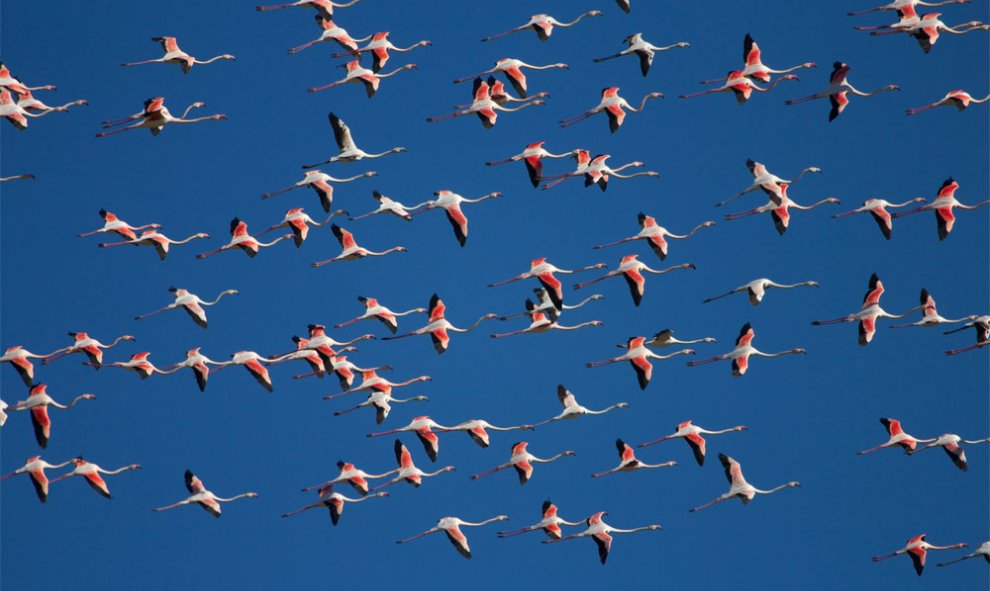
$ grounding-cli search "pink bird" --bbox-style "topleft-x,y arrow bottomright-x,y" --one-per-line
348,190 -> 429,221
699,33 -> 815,84
255,0 -> 359,19
269,337 -> 331,379
104,352 -> 178,379
369,440 -> 455,491
848,0 -> 970,17
532,384 -> 628,425
0,87 -> 57,129
944,316 -> 989,356
166,347 -> 222,392
1,345 -> 61,387
559,87 -> 664,133
907,89 -> 990,115
308,59 -> 416,96
331,32 -> 431,72
785,62 -> 899,121
574,256 -> 695,307
703,277 -> 820,306
426,77 -> 545,129
210,351 -> 279,392
542,511 -> 662,565
324,369 -> 426,400
490,298 -> 602,339
300,324 -> 373,369
687,323 -> 806,376
152,470 -> 257,517
858,418 -> 936,455
410,190 -> 501,247
257,208 -> 348,247
0,455 -> 74,503
366,416 -> 449,462
892,177 -> 989,240
594,214 -> 715,260
121,36 -> 234,73
7,385 -> 95,448
335,296 -> 427,334
689,454 -> 800,512
50,457 -> 141,499
490,257 -> 605,310
481,11 -> 603,42
434,419 -> 534,449
78,209 -> 161,241
302,460 -> 397,496
281,485 -> 388,524
311,224 -> 407,266
0,61 -> 55,94
594,33 -> 690,77
854,4 -> 922,32
381,294 -> 498,354
486,142 -> 577,188
134,287 -> 239,328
43,332 -> 134,369
497,499 -> 583,540
98,228 -> 210,260
453,58 -> 568,98
912,433 -> 990,471
812,272 -> 923,345
716,159 -> 822,208
681,71 -> 798,104
397,515 -> 509,559
197,218 -> 292,259
587,336 -> 694,389
333,389 -> 429,425
870,13 -> 989,53
591,439 -> 677,478
287,15 -> 369,54
890,288 -> 979,328
15,89 -> 87,113
639,420 -> 748,466
541,153 -> 659,192
723,183 -> 840,235
263,170 -> 375,212
470,441 -> 575,486
872,534 -> 967,576
832,197 -> 928,239
96,97 -> 226,137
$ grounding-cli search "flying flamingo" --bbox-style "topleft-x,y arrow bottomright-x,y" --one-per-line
785,62 -> 899,121
426,77 -> 545,129
313,354 -> 383,387
98,229 -> 210,260
615,328 -> 717,350
723,183 -> 840,235
687,323 -> 806,376
858,418 -> 936,455
308,60 -> 416,96
700,33 -> 815,84
311,224 -> 407,266
302,460 -> 398,495
409,190 -> 501,247
268,337 -> 330,379
533,384 -> 628,425
855,4 -> 922,33
639,420 -> 748,466
593,214 -> 715,260
300,324 -> 373,368
490,299 -> 602,338
481,11 -> 603,42
559,87 -> 664,133
349,190 -> 428,221
78,209 -> 161,241
381,294 -> 497,354
890,288 -> 978,328
104,352 -> 178,379
257,208 -> 347,247
43,332 -> 135,369
397,515 -> 509,559
703,278 -> 820,306
500,289 -> 604,321
497,499 -> 583,540
872,534 -> 967,576
892,177 -> 989,240
324,370 -> 428,400
542,153 -> 658,192
907,89 -> 990,115
1,345 -> 61,387
210,351 -> 279,392
50,457 -> 141,499
134,287 -> 238,328
263,170 -> 375,213
336,296 -> 427,334
575,256 -> 696,307
812,273 -> 922,345
542,512 -> 663,565
287,16 -> 369,54
938,541 -> 990,567
255,0 -> 359,19
366,416 -> 450,461
0,61 -> 55,94
96,97 -> 226,137
681,71 -> 799,104
944,316 -> 989,356
1,399 -> 6,427
0,173 -> 34,182
330,32 -> 431,72
0,456 -> 73,503
281,485 -> 388,525
912,433 -> 990,471
7,385 -> 95,448
0,87 -> 58,129
717,159 -> 822,208
594,33 -> 690,77
489,258 -> 606,310
689,454 -> 800,512
486,142 -> 577,188
434,419 -> 534,449
591,439 -> 677,478
121,37 -> 234,73
334,390 -> 429,425
369,440 -> 455,491
832,197 -> 927,239
15,89 -> 87,113
197,218 -> 292,259
302,112 -> 406,168
454,58 -> 568,98
470,441 -> 575,485
166,347 -> 222,392
870,13 -> 989,52
484,76 -> 549,106
848,0 -> 970,16
586,336 -> 694,389
152,470 -> 257,517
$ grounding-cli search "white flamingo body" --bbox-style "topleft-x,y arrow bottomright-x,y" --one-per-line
350,190 -> 427,221
594,33 -> 690,77
485,141 -> 576,187
594,213 -> 715,260
639,420 -> 748,466
907,89 -> 990,115
812,273 -> 923,345
542,511 -> 662,565
481,11 -> 603,42
891,177 -> 989,240
96,97 -> 226,137
308,59 -> 416,96
370,440 -> 455,490
121,37 -> 234,73
591,439 -> 677,478
0,456 -> 73,503
8,385 -> 95,449
263,170 -> 375,213
1,345 -> 59,387
832,197 -> 927,239
587,336 -> 694,389
938,541 -> 990,567
78,209 -> 161,241
302,460 -> 397,496
689,454 -> 799,512
470,441 -> 575,485
703,277 -> 819,306
913,433 -> 990,471
397,515 -> 509,559
50,457 -> 141,499
98,229 -> 210,260
872,533 -> 968,575
687,323 -> 805,376
717,159 -> 822,207
434,419 -> 533,448
281,485 -> 387,524
43,332 -> 135,368
785,62 -> 899,121
303,112 -> 406,168
559,87 -> 663,133
332,32 -> 431,72
497,500 -> 583,540
534,384 -> 628,426
135,287 -> 238,328
574,256 -> 695,307
152,470 -> 257,517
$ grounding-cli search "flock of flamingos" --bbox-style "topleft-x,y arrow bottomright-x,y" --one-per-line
1,0 -> 989,575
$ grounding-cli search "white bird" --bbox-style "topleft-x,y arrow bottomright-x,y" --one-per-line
153,470 -> 257,517
349,191 -> 430,221
396,515 -> 509,559
542,511 -> 663,565
303,112 -> 405,169
689,454 -> 800,512
593,33 -> 690,77
911,433 -> 990,471
703,278 -> 819,306
938,541 -> 990,567
280,485 -> 388,525
134,287 -> 238,328
533,385 -> 628,426
262,170 -> 375,213
121,36 -> 235,74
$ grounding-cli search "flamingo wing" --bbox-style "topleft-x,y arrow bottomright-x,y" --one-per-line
30,406 -> 51,448
622,268 -> 646,306
593,531 -> 613,564
29,469 -> 50,503
685,432 -> 707,466
444,204 -> 469,247
868,207 -> 893,240
83,471 -> 111,498
182,302 -> 208,329
629,355 -> 653,390
445,525 -> 472,559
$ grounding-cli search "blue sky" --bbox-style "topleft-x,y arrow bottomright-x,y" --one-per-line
2,1 -> 987,589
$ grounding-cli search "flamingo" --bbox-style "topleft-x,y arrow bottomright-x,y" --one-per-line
832,197 -> 927,239
593,214 -> 715,260
166,347 -> 222,392
575,256 -> 696,307
724,183 -> 840,235
104,352 -> 179,379
498,500 -> 583,540
700,33 -> 815,84
255,0 -> 359,19
258,208 -> 347,247
681,71 -> 798,104
703,278 -> 820,306
366,416 -> 450,462
15,89 -> 87,113
50,457 -> 141,499
287,15 -> 369,54
785,62 -> 900,121
302,460 -> 398,495
615,328 -> 717,350
426,77 -> 545,129
334,390 -> 429,425
689,454 -> 800,512
397,515 -> 509,559
381,294 -> 497,354
43,332 -> 135,369
717,159 -> 822,207
872,534 -> 967,576
134,287 -> 238,328
197,218 -> 292,259
409,190 -> 501,247
891,288 -> 978,328
281,485 -> 388,525
470,441 -> 575,485
0,173 -> 34,182
454,58 -> 568,98
907,89 -> 990,115
324,370 -> 428,400
481,11 -> 602,42
484,76 -> 549,106
490,299 -> 602,338
1,345 -> 61,387
303,112 -> 406,169
96,97 -> 226,137
300,324 -> 373,368
870,13 -> 989,52
0,87 -> 58,129
0,456 -> 74,503
7,385 -> 95,449
349,190 -> 428,222
330,32 -> 431,72
559,87 -> 663,133
587,336 -> 694,389
639,420 -> 748,466
152,470 -> 257,517
121,37 -> 234,73
858,418 -> 936,455
592,439 -> 677,478
78,209 -> 161,241
210,351 -> 279,392
311,224 -> 407,266
98,229 -> 210,260
533,384 -> 628,426
687,323 -> 806,376
500,289 -> 604,321
848,0 -> 970,17
268,337 -> 330,379
336,296 -> 427,334
308,60 -> 416,96
0,61 -> 55,94
263,170 -> 375,213
489,258 -> 605,310
370,440 -> 455,491
434,419 -> 534,449
892,177 -> 989,240
944,316 -> 989,356
486,142 -> 577,188
854,4 -> 922,32
542,512 -> 662,565
541,154 -> 659,192
912,433 -> 990,471
813,273 -> 922,345
594,33 -> 689,77
938,541 -> 990,567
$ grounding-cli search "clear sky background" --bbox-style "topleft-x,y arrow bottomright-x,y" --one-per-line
1,1 -> 987,590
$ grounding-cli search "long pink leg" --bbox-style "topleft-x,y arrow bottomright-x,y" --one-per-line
426,111 -> 470,123
688,496 -> 726,512
574,273 -> 614,289
470,465 -> 506,480
308,80 -> 344,93
96,123 -> 144,138
686,355 -> 726,367
811,317 -> 853,326
679,89 -> 720,99
288,39 -> 321,54
946,342 -> 989,355
586,357 -> 622,368
785,94 -> 822,105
